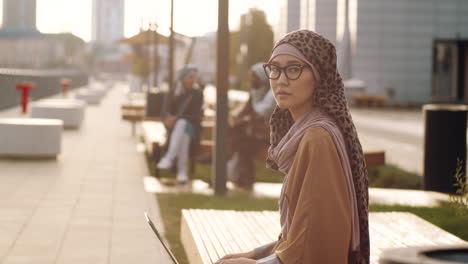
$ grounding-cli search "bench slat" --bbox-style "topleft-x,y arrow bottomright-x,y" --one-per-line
239,212 -> 275,245
204,210 -> 242,254
250,211 -> 280,241
219,210 -> 258,251
190,210 -> 226,262
181,210 -> 215,264
197,209 -> 233,260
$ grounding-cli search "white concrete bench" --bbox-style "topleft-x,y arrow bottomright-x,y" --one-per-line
74,89 -> 102,105
181,209 -> 466,264
90,87 -> 107,99
30,99 -> 86,129
0,118 -> 63,158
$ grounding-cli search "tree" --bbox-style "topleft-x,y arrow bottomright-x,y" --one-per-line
230,8 -> 274,90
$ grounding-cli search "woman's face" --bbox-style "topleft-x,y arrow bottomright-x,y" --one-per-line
182,72 -> 197,90
269,54 -> 316,114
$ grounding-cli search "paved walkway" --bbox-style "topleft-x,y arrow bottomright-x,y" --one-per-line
0,83 -> 172,264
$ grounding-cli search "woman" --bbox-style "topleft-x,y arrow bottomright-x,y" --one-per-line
157,65 -> 203,184
215,30 -> 369,264
228,62 -> 276,189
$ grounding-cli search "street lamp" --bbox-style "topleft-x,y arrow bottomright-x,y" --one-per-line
152,22 -> 159,88
168,0 -> 175,95
213,0 -> 229,195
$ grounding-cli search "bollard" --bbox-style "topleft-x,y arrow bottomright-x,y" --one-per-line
60,78 -> 71,97
15,83 -> 35,114
423,104 -> 468,194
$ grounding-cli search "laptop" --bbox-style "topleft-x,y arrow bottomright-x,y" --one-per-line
144,212 -> 180,264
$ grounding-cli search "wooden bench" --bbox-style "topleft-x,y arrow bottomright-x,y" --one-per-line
364,150 -> 385,167
196,137 -> 385,167
141,120 -> 213,177
201,121 -> 385,167
181,209 -> 466,264
353,94 -> 387,108
121,104 -> 146,135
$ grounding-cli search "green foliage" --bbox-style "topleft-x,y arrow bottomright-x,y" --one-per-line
153,161 -> 284,184
230,8 -> 274,90
368,164 -> 422,189
449,159 -> 468,218
151,158 -> 422,189
255,162 -> 284,183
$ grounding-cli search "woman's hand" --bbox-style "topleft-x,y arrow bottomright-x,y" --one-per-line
164,115 -> 177,129
214,251 -> 255,264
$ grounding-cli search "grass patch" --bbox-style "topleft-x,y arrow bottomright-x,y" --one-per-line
155,162 -> 422,189
157,192 -> 467,264
368,164 -> 422,189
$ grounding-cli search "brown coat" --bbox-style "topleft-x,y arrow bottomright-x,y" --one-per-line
273,127 -> 352,263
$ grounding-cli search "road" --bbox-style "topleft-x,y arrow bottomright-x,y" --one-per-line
351,108 -> 425,175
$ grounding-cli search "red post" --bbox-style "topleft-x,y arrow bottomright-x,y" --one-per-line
16,83 -> 35,114
60,78 -> 71,97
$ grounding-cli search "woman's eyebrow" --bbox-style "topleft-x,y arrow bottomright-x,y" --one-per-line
286,60 -> 302,64
270,60 -> 302,65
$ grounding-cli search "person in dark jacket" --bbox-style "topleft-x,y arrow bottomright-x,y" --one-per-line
227,63 -> 276,189
157,65 -> 203,184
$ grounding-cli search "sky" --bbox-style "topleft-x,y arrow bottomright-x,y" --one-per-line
0,0 -> 280,42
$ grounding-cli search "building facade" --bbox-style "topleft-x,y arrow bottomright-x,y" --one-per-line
277,0 -> 301,40
300,0 -> 339,44
190,32 -> 216,84
0,0 -> 85,69
278,0 -> 468,104
92,0 -> 125,44
351,0 -> 468,103
2,0 -> 37,32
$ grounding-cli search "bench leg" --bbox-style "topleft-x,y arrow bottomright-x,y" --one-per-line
152,143 -> 161,178
131,121 -> 136,136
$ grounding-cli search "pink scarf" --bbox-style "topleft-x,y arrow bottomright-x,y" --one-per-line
269,108 -> 360,252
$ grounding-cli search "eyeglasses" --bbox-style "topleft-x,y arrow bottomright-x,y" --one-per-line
263,63 -> 310,80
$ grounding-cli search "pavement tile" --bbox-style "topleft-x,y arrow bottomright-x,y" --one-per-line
0,83 -> 172,263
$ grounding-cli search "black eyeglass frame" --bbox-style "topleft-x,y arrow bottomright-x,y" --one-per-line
262,63 -> 310,80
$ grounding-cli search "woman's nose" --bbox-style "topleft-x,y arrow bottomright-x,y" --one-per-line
277,70 -> 289,86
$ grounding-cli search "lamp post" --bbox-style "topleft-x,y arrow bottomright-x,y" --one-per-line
152,22 -> 159,88
162,0 -> 175,116
168,0 -> 175,94
213,0 -> 229,195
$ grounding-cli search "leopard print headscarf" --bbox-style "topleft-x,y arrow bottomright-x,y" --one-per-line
267,30 -> 369,264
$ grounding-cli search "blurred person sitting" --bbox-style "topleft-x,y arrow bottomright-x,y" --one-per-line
227,62 -> 276,189
157,65 -> 203,184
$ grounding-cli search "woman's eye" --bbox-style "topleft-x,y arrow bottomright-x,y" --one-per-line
271,67 -> 280,73
288,66 -> 300,73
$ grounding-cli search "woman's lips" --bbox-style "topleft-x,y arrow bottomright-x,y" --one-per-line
277,91 -> 291,96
